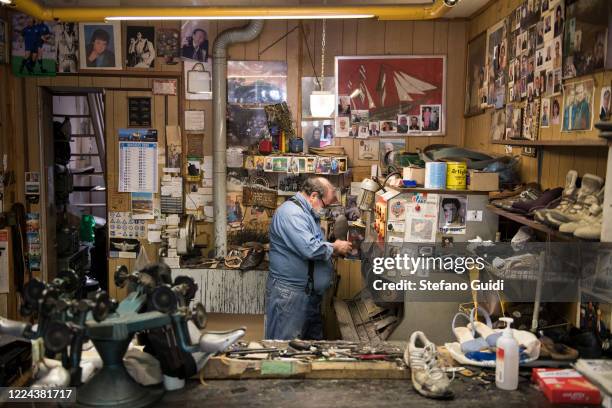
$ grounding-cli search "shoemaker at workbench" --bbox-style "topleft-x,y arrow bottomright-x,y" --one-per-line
265,177 -> 352,340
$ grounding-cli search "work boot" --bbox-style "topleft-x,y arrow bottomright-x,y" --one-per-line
559,197 -> 603,234
533,170 -> 578,223
491,184 -> 541,211
544,174 -> 604,228
405,331 -> 453,399
573,210 -> 603,240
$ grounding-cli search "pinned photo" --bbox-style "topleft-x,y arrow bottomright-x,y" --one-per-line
397,115 -> 409,133
335,116 -> 350,137
181,21 -> 209,62
380,120 -> 397,135
408,115 -> 421,133
126,26 -> 156,68
349,122 -> 359,137
358,139 -> 379,161
599,86 -> 611,121
368,121 -> 380,137
551,98 -> 561,125
79,22 -> 121,70
541,97 -> 551,128
357,123 -> 370,139
338,95 -> 351,115
420,105 -> 441,132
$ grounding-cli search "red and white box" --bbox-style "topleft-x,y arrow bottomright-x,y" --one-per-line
532,368 -> 602,405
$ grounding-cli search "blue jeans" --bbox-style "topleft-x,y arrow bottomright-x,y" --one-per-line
264,277 -> 323,340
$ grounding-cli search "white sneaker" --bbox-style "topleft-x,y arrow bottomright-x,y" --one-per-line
405,331 -> 454,399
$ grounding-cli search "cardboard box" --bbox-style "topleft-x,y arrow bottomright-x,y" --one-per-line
467,170 -> 499,191
532,368 -> 602,405
402,167 -> 425,185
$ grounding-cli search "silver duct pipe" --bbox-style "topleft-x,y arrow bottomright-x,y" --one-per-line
212,20 -> 264,256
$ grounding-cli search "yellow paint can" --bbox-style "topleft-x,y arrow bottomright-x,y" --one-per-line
446,162 -> 467,190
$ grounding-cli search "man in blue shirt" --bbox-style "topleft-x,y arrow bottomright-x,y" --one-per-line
265,177 -> 352,340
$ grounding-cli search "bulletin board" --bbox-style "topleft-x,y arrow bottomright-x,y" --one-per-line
335,55 -> 446,136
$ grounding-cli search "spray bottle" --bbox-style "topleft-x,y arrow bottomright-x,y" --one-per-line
496,317 -> 519,390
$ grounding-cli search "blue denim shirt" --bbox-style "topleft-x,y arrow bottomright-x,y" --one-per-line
268,193 -> 334,294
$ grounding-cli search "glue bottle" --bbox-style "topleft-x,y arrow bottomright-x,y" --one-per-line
496,317 -> 519,390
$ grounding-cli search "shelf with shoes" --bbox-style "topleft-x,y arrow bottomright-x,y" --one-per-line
486,205 -> 585,242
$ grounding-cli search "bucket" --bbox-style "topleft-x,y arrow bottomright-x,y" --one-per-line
425,162 -> 447,189
446,161 -> 467,190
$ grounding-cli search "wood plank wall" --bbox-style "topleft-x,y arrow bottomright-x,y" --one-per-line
300,20 -> 467,181
0,16 -> 466,312
466,0 -> 610,188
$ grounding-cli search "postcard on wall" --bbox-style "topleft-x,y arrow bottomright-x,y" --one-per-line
357,139 -> 379,161
185,109 -> 205,132
108,211 -> 146,238
438,195 -> 467,235
404,193 -> 439,243
131,192 -> 155,220
153,79 -> 178,95
165,125 -> 182,172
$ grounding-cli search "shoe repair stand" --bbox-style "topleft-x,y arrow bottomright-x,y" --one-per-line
75,292 -> 170,408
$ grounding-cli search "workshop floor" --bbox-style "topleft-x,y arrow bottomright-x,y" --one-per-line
158,377 -> 585,408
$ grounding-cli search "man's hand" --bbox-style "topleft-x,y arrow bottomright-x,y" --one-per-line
332,240 -> 352,256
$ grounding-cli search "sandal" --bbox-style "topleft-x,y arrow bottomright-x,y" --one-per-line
224,249 -> 244,269
467,306 -> 502,348
452,312 -> 489,353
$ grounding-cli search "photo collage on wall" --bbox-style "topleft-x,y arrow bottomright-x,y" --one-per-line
335,56 -> 446,141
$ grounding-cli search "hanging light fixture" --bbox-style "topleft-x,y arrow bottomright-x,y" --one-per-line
310,19 -> 336,118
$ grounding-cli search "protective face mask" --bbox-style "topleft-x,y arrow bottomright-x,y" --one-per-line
313,207 -> 327,218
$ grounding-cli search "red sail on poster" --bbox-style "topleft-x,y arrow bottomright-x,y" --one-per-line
336,55 -> 446,134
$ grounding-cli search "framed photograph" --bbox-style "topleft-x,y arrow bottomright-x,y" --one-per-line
55,22 -> 78,73
338,95 -> 351,116
349,122 -> 359,137
12,14 -> 56,76
523,99 -> 541,140
79,22 -> 121,70
303,122 -> 323,150
506,104 -> 522,139
465,32 -> 487,116
228,61 -> 287,104
288,157 -> 300,174
306,157 -> 316,173
336,55 -> 446,135
181,21 -> 209,62
357,139 -> 379,161
357,123 -> 370,138
315,157 -> 331,174
0,19 -> 6,65
272,157 -> 289,172
126,26 -> 156,68
156,28 -> 180,64
330,157 -> 340,175
337,157 -> 348,173
562,79 -> 594,131
264,156 -> 273,172
522,147 -> 538,157
490,109 -> 506,141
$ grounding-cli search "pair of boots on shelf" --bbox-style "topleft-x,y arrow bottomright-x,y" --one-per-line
533,170 -> 604,240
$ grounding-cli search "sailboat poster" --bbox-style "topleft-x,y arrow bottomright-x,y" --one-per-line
335,55 -> 446,136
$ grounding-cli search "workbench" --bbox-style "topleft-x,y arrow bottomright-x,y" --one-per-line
157,377 -> 587,408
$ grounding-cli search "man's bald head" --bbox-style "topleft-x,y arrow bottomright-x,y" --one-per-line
301,177 -> 336,207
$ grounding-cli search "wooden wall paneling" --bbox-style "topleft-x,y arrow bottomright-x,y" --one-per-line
384,21 -> 414,55
447,22 -> 467,147
323,21 -> 343,81
287,21 -> 301,125
356,20 -> 385,57
429,21 -> 449,147
341,20 -> 358,56
300,21 -> 317,78
409,21 -> 435,152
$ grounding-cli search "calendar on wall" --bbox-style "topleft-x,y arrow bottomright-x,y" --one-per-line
118,129 -> 159,193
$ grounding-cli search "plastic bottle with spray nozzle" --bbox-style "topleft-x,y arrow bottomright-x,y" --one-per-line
496,317 -> 519,390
